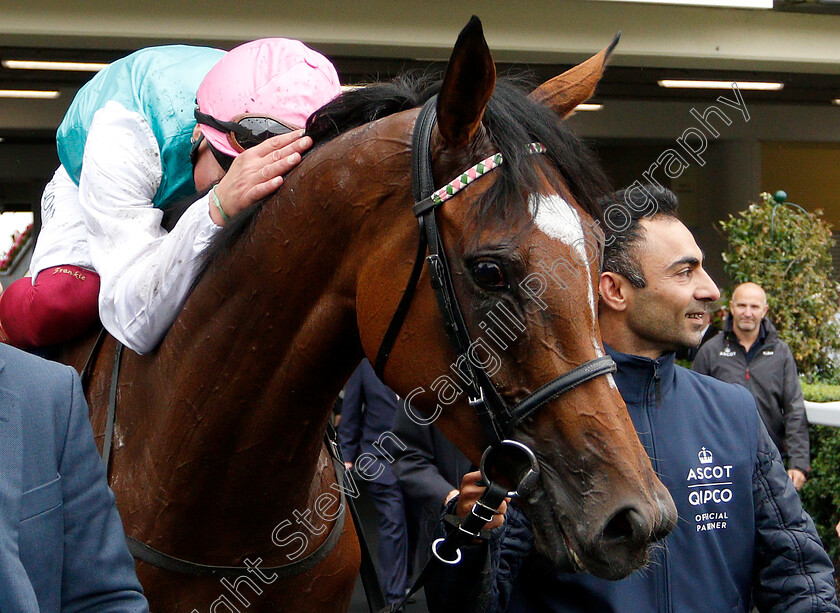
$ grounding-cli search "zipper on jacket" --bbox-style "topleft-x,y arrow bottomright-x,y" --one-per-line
727,342 -> 753,390
642,362 -> 670,611
654,362 -> 662,406
654,362 -> 671,612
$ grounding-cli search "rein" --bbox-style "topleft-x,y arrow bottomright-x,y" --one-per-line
92,340 -> 349,580
81,95 -> 616,603
375,96 -> 616,499
370,95 -> 619,613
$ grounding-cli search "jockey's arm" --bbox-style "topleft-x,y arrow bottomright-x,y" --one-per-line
78,102 -> 222,354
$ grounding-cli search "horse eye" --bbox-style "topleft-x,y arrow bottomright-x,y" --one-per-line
472,260 -> 507,289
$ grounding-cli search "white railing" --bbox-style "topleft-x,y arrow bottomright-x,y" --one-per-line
805,401 -> 840,427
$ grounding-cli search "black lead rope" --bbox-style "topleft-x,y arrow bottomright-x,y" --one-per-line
377,481 -> 509,613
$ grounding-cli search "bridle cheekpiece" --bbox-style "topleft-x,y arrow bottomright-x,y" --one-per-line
374,95 -> 616,500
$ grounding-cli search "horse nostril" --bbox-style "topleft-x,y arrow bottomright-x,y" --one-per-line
601,507 -> 649,547
652,498 -> 678,542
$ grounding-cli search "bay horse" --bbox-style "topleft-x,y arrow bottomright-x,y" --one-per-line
60,17 -> 676,612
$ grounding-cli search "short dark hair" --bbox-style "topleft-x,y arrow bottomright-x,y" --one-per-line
601,184 -> 679,288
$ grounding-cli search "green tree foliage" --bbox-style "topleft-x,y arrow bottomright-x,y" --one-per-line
720,192 -> 840,380
801,424 -> 840,567
724,193 -> 840,567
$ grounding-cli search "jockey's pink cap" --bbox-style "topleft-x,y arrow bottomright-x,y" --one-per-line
196,38 -> 341,158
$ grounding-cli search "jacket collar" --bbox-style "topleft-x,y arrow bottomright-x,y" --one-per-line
723,314 -> 777,347
604,344 -> 676,405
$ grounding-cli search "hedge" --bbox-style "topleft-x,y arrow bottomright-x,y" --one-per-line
802,383 -> 840,403
802,424 -> 840,567
799,384 -> 840,566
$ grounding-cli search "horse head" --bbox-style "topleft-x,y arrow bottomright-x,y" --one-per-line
339,17 -> 676,579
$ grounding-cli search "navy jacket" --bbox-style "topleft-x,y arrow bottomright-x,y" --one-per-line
338,359 -> 402,485
391,408 -> 473,568
426,347 -> 837,613
0,345 -> 148,612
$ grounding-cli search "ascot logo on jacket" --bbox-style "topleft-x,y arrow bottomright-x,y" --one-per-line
686,447 -> 735,531
719,347 -> 737,357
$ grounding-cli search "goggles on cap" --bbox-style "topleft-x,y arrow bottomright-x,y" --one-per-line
189,133 -> 235,172
194,109 -> 299,153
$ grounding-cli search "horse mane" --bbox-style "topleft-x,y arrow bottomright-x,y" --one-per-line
198,72 -> 612,271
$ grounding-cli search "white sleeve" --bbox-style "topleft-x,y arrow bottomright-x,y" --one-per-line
78,101 -> 221,354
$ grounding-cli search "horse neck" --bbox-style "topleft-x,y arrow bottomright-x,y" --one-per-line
149,131 -> 411,504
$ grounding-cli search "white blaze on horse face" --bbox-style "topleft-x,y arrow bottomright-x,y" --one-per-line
528,193 -> 595,319
529,194 -> 587,261
530,194 -> 616,390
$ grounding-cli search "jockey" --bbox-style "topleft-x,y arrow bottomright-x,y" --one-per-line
0,38 -> 340,354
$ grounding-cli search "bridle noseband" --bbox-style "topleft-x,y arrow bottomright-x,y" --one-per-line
374,96 -> 616,499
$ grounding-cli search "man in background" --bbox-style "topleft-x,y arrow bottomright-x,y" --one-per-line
338,359 -> 408,603
391,408 -> 472,577
694,282 -> 809,489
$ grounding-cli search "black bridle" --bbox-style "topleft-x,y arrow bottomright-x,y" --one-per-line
374,96 -> 616,499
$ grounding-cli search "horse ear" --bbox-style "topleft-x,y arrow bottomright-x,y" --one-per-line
436,16 -> 496,148
529,33 -> 620,119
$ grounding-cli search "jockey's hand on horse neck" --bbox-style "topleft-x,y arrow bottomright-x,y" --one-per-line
454,470 -> 510,532
210,130 -> 313,226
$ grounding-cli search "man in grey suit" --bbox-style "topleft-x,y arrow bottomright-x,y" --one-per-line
0,343 -> 148,612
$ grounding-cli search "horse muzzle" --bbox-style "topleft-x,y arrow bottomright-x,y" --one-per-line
526,472 -> 677,580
